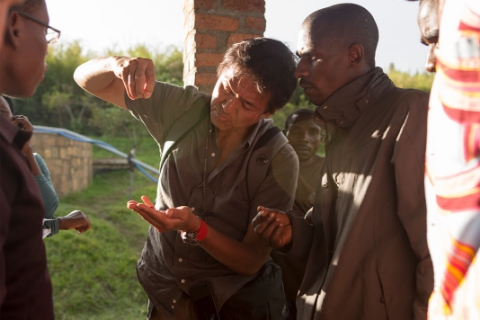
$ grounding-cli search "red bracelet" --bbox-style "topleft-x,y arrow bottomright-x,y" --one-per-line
196,219 -> 208,242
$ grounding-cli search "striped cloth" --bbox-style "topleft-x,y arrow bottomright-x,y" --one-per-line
426,0 -> 480,319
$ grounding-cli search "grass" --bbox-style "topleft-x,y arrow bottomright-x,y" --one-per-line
44,136 -> 159,319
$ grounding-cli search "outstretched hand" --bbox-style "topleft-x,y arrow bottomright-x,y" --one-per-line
252,206 -> 293,249
112,56 -> 156,101
127,195 -> 201,233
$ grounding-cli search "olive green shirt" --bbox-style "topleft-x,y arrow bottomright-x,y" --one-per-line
125,82 -> 299,318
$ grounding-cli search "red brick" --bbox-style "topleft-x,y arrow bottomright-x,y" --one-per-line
195,33 -> 218,49
223,0 -> 265,12
195,72 -> 218,86
246,17 -> 266,32
194,0 -> 216,9
196,53 -> 225,67
227,33 -> 262,46
195,14 -> 239,31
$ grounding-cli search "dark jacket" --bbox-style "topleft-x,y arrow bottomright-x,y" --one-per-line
288,68 -> 433,320
0,116 -> 54,319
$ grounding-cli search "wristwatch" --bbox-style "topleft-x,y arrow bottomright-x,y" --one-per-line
181,219 -> 208,244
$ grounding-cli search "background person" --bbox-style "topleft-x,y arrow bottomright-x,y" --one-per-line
415,0 -> 480,317
0,0 -> 57,318
253,4 -> 433,319
283,108 -> 324,216
275,108 -> 324,320
0,95 -> 92,236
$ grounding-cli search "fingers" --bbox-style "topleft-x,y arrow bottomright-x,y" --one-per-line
75,222 -> 91,233
253,207 -> 292,249
117,57 -> 155,100
141,195 -> 154,208
253,206 -> 284,227
127,200 -> 169,232
253,211 -> 281,237
143,62 -> 156,99
71,211 -> 91,233
165,207 -> 198,231
11,115 -> 33,131
121,63 -> 136,100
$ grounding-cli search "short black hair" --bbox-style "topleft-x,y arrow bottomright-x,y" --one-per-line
304,3 -> 379,67
217,37 -> 297,114
284,108 -> 315,131
2,95 -> 15,114
10,0 -> 45,14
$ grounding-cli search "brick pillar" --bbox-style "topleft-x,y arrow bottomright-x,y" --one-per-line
183,0 -> 266,93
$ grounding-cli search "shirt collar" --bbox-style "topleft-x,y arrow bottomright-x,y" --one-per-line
244,118 -> 269,149
211,118 -> 268,152
314,67 -> 394,130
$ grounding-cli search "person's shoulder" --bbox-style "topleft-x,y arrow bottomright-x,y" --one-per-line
391,87 -> 429,106
278,143 -> 296,156
156,82 -> 210,100
387,86 -> 429,119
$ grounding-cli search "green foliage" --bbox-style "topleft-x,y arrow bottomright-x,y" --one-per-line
89,108 -> 149,140
387,63 -> 434,92
13,41 -> 184,136
271,84 -> 316,129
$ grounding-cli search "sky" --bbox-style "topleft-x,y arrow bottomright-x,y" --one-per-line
46,0 -> 427,74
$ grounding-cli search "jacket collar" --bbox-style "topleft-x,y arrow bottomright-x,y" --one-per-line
314,67 -> 394,131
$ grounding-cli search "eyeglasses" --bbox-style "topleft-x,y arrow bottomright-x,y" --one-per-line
16,11 -> 61,44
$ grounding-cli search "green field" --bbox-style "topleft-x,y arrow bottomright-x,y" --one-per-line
45,137 -> 159,319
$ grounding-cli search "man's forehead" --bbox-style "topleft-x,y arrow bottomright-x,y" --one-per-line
297,23 -> 334,53
220,68 -> 261,94
220,69 -> 269,105
297,27 -> 314,51
291,114 -> 320,126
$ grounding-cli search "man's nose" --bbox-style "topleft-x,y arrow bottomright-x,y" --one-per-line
294,59 -> 309,79
425,43 -> 437,73
222,97 -> 238,113
298,131 -> 309,142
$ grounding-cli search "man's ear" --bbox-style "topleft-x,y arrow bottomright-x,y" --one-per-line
4,12 -> 21,49
348,44 -> 364,66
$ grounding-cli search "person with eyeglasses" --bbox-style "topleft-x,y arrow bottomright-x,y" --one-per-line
0,0 -> 60,318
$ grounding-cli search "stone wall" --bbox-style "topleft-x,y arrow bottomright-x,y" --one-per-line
183,0 -> 266,93
30,133 -> 92,198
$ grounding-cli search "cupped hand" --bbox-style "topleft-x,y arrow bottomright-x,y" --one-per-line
127,195 -> 200,233
252,206 -> 293,249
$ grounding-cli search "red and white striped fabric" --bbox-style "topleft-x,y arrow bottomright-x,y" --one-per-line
426,0 -> 480,318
